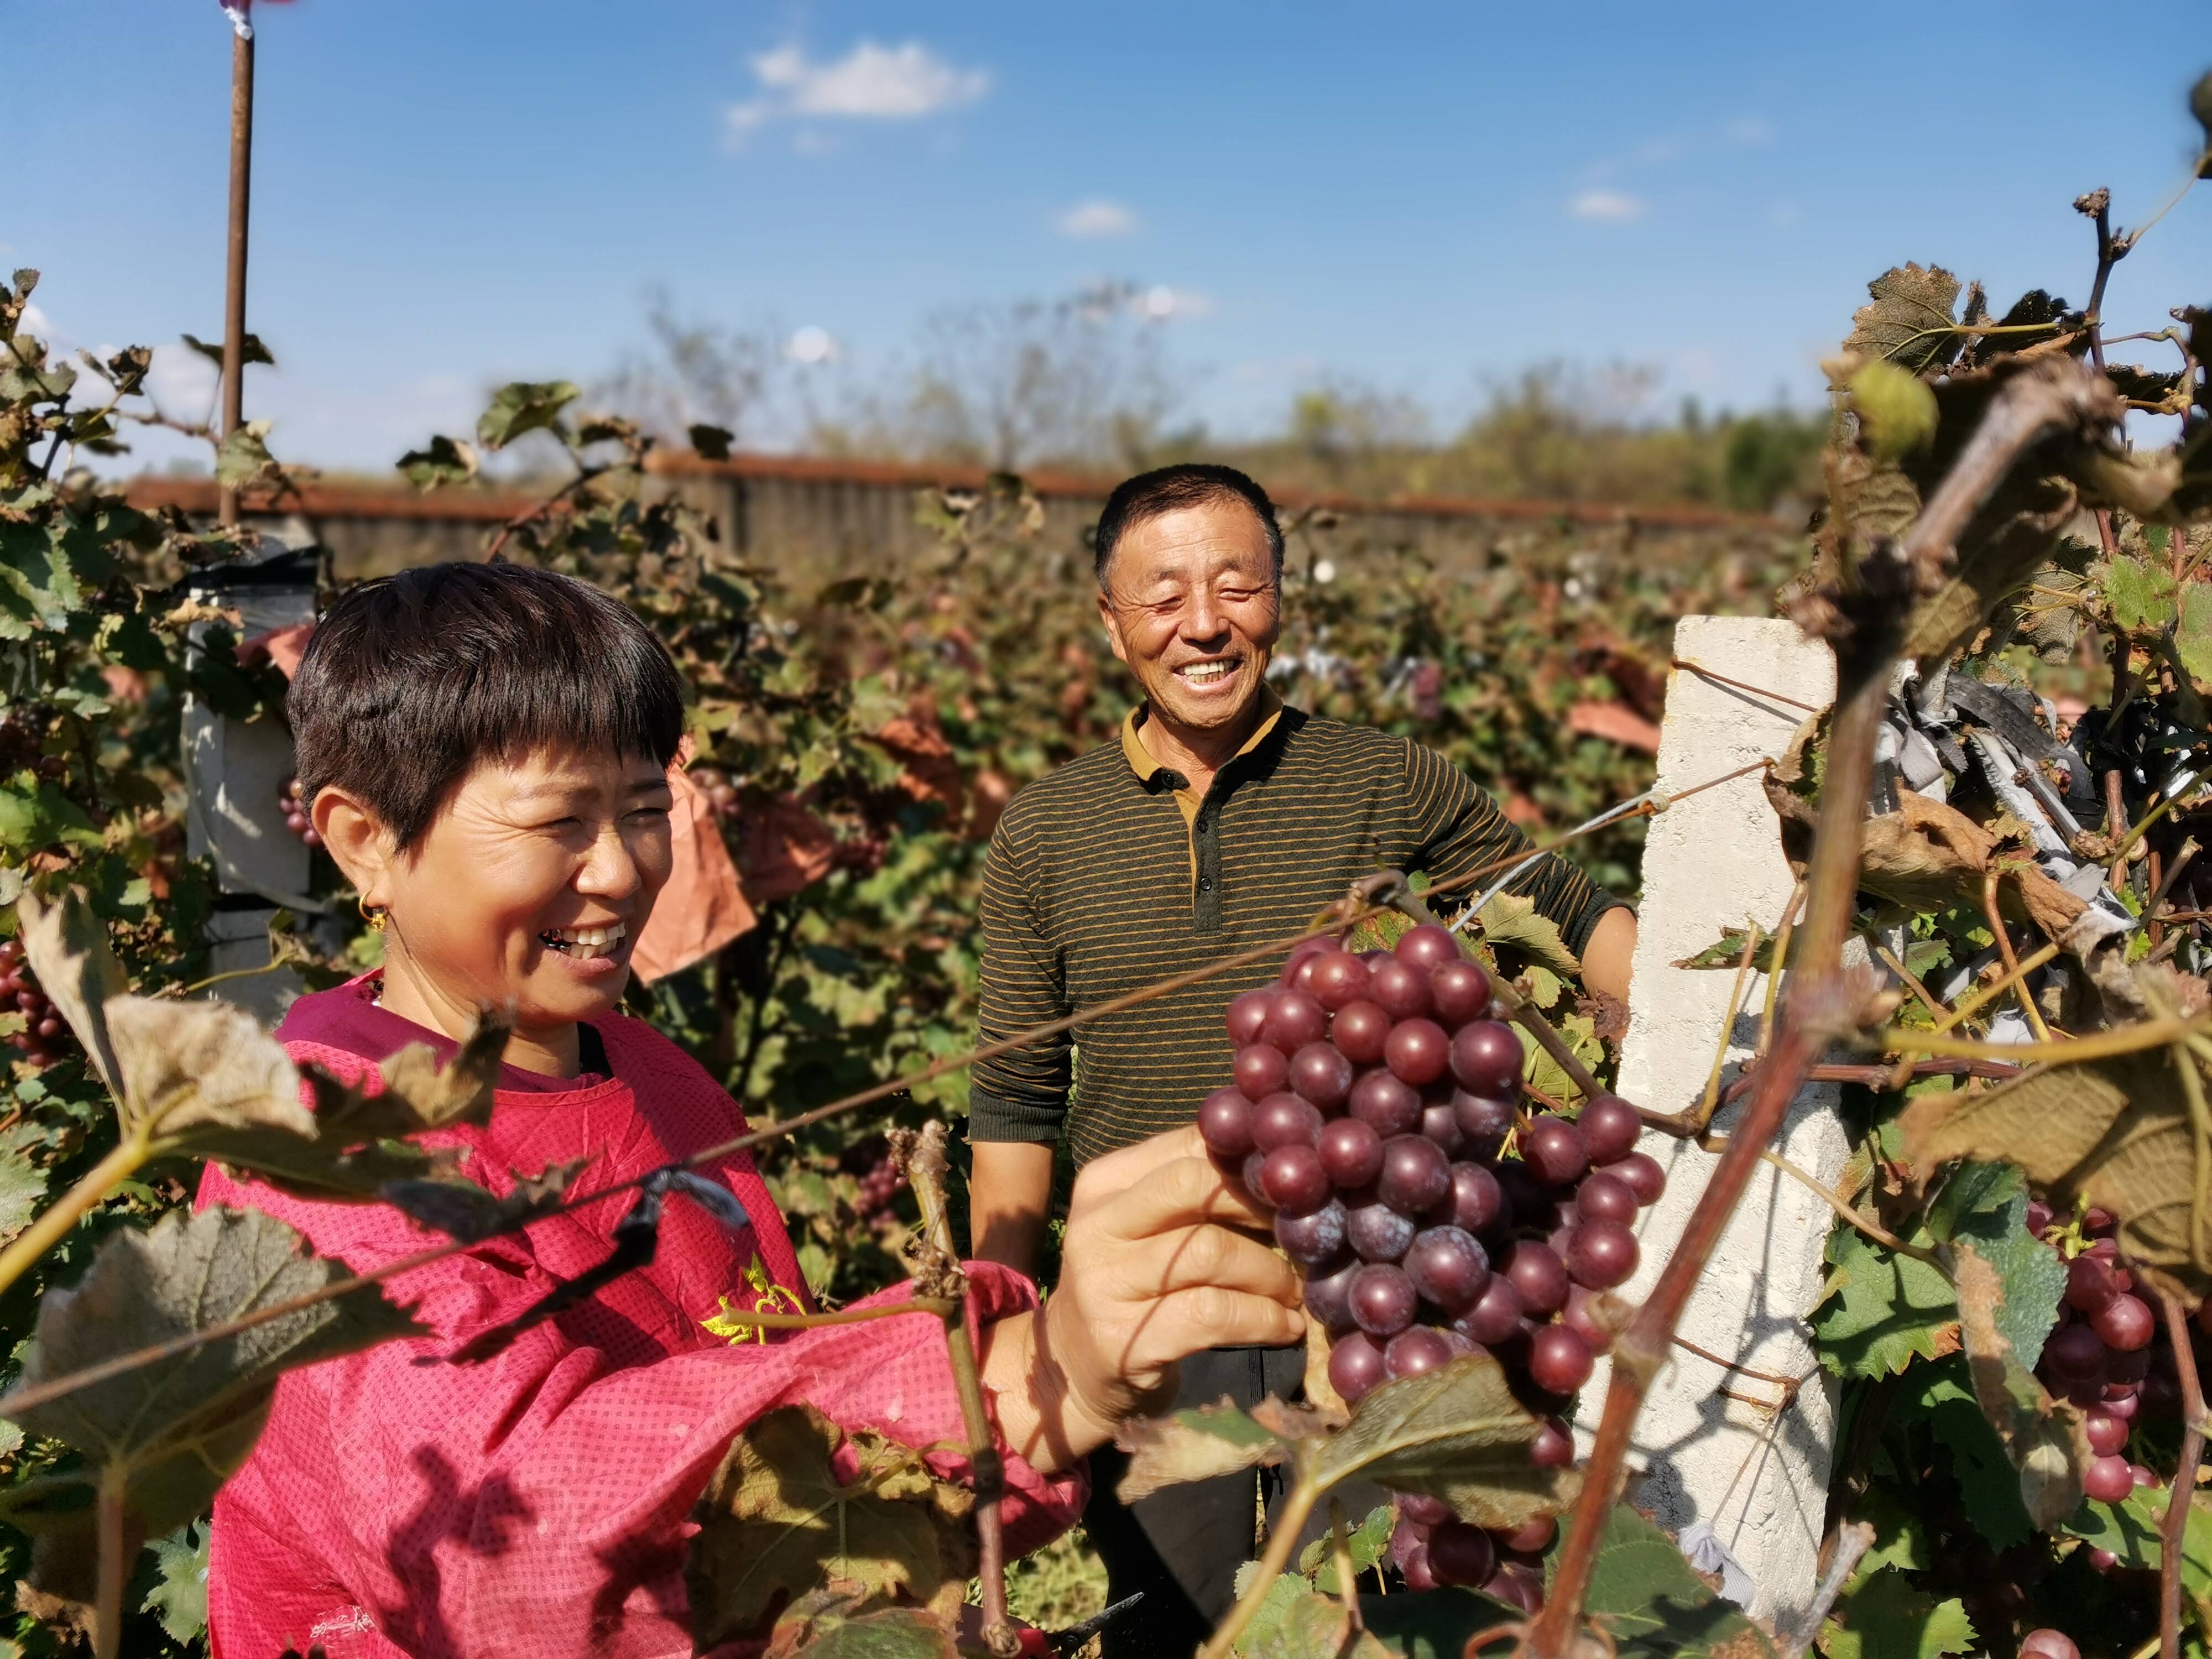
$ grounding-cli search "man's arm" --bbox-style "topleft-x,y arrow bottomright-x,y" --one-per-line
968,817 -> 1074,1278
971,1141 -> 1057,1277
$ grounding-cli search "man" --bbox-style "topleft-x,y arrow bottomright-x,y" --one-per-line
967,463 -> 1635,1655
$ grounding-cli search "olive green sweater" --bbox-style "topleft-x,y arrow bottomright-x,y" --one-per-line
968,701 -> 1625,1167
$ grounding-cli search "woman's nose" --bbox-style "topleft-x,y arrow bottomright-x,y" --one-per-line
576,825 -> 643,900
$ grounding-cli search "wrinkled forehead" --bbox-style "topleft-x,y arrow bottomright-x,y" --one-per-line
1104,502 -> 1277,595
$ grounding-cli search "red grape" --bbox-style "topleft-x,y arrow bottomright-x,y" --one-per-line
2043,1323 -> 2106,1380
1329,1331 -> 1388,1403
1277,1201 -> 1349,1266
1575,1170 -> 1638,1226
2132,1463 -> 2159,1489
1282,936 -> 1334,988
2082,1454 -> 2135,1505
1396,923 -> 1462,972
1527,1324 -> 1594,1394
1369,959 -> 1436,1021
1349,1263 -> 1420,1338
1434,1161 -> 1508,1237
2091,1293 -> 2154,1353
1386,1018 -> 1451,1087
1405,1225 -> 1490,1312
1376,1134 -> 1451,1215
1226,988 -> 1275,1046
1483,1564 -> 1543,1613
1260,1144 -> 1331,1213
1567,1219 -> 1639,1290
1419,1103 -> 1465,1156
1453,1275 -> 1526,1346
2104,1388 -> 2141,1420
1385,1326 -> 1454,1379
1530,1415 -> 1575,1469
1308,951 -> 1372,1010
2083,1206 -> 2117,1235
1290,1041 -> 1354,1108
2085,1406 -> 2129,1457
1253,1093 -> 1324,1151
1347,1194 -> 1417,1262
2026,1198 -> 2055,1234
1264,990 -> 1328,1053
1600,1151 -> 1665,1207
1428,1521 -> 1497,1587
1319,1116 -> 1385,1187
1523,1115 -> 1590,1186
1239,1149 -> 1268,1194
1398,1493 -> 1451,1527
1234,1042 -> 1290,1101
1350,1069 -> 1423,1137
1563,1286 -> 1615,1354
1452,1089 -> 1515,1152
1198,1088 -> 1256,1158
2065,1254 -> 2119,1314
2106,1346 -> 2151,1385
1504,1241 -> 1571,1314
2020,1632 -> 2080,1659
1306,1255 -> 1361,1331
1430,960 -> 1493,1027
1500,1515 -> 1557,1554
1332,1001 -> 1393,1066
1399,1543 -> 1439,1592
1449,1021 -> 1522,1095
1577,1094 -> 1641,1164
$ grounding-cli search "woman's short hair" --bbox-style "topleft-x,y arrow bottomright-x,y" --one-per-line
290,561 -> 685,849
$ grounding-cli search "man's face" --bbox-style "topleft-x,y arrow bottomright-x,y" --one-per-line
1097,499 -> 1281,735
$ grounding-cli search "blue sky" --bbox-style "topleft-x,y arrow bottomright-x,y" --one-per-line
11,0 -> 2212,473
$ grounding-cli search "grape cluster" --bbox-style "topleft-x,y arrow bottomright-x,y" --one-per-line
691,766 -> 740,819
1201,923 -> 1665,1600
839,1136 -> 909,1222
0,938 -> 70,1068
278,775 -> 323,849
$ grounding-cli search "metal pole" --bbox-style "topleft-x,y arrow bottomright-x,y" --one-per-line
217,5 -> 255,528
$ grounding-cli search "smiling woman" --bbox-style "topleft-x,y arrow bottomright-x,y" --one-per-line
191,560 -> 1307,1658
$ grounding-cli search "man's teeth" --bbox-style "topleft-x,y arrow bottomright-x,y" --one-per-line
542,923 -> 627,956
1178,661 -> 1234,684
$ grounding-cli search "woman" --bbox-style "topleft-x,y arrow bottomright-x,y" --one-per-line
199,562 -> 1304,1658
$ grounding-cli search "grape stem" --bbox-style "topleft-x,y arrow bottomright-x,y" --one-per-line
1524,356 -> 2124,1659
2157,1295 -> 2205,1659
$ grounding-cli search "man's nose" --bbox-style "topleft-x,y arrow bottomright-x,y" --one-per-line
1182,586 -> 1228,643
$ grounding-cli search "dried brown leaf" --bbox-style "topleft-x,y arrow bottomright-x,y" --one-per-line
14,886 -> 126,1099
303,1009 -> 512,1144
107,997 -> 312,1142
1845,265 -> 1965,373
685,1404 -> 975,1648
1115,1397 -> 1299,1504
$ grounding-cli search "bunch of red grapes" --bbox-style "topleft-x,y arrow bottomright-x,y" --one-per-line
2028,1199 -> 2208,1541
0,938 -> 69,1068
278,775 -> 322,849
1200,922 -> 1666,1605
839,1135 -> 910,1223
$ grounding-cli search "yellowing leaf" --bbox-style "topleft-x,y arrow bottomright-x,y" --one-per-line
15,886 -> 127,1099
108,996 -> 312,1141
685,1404 -> 976,1647
1113,1398 -> 1328,1504
1951,1245 -> 2088,1528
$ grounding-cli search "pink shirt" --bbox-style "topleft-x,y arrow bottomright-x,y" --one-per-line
200,979 -> 1083,1657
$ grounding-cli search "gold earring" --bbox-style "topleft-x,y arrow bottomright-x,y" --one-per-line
358,896 -> 388,933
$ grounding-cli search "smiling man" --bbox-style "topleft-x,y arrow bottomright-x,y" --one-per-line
966,462 -> 1636,1655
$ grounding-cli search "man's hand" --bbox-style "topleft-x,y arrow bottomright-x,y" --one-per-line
980,1127 -> 1305,1471
1582,906 -> 1638,1005
970,1141 -> 1056,1278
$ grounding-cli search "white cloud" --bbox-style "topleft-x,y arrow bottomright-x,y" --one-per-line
785,325 -> 837,364
1726,116 -> 1776,147
1135,284 -> 1211,321
726,40 -> 989,144
1567,190 -> 1646,223
1057,199 -> 1137,239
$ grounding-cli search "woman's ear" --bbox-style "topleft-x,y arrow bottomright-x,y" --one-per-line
310,785 -> 395,906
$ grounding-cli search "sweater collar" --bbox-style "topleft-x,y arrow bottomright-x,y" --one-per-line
1119,684 -> 1286,790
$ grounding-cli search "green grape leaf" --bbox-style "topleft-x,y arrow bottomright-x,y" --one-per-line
213,421 -> 279,491
1308,1354 -> 1577,1530
1949,1241 -> 2085,1528
1844,266 -> 1964,373
0,781 -> 103,856
1812,1219 -> 1958,1379
1241,1585 -> 1392,1659
1360,1588 -> 1519,1658
1818,1568 -> 1974,1659
1922,1161 -> 2064,1370
179,331 -> 275,369
1579,1503 -> 1777,1659
0,1205 -> 421,1541
2067,1485 -> 2212,1626
2175,582 -> 2212,687
684,1404 -> 976,1647
1300,1503 -> 1396,1591
1892,1358 -> 2035,1550
477,379 -> 580,450
0,1154 -> 45,1244
141,1520 -> 210,1645
1467,890 -> 1581,979
760,1590 -> 959,1659
1849,361 -> 1939,461
2106,555 -> 2179,634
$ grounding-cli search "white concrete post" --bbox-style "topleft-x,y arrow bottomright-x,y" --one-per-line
1577,615 -> 1846,1626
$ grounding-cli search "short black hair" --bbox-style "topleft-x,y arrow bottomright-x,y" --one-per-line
1092,463 -> 1284,586
291,561 -> 685,849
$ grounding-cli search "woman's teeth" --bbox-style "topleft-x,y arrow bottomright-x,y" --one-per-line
541,923 -> 627,958
1177,660 -> 1234,684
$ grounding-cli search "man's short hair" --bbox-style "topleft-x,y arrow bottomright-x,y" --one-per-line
1092,463 -> 1284,586
290,561 -> 685,849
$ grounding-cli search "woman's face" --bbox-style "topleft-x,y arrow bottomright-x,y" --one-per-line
357,745 -> 675,1051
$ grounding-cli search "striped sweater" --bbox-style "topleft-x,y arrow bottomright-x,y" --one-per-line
968,700 -> 1625,1166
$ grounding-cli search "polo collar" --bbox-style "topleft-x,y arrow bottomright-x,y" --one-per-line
1120,684 -> 1287,789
